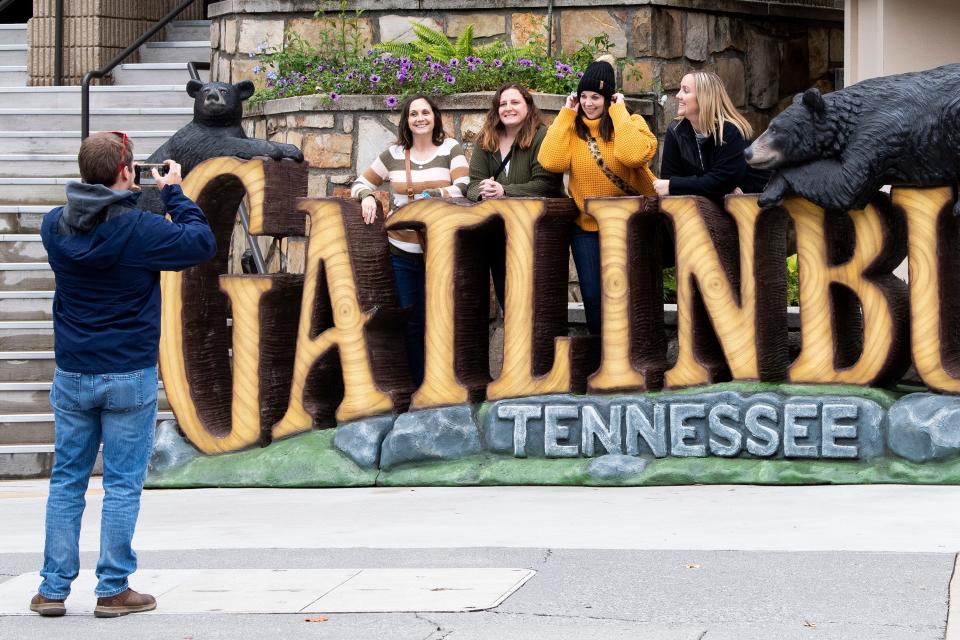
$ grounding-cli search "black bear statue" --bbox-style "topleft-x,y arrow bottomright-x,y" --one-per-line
140,79 -> 304,213
746,63 -> 960,215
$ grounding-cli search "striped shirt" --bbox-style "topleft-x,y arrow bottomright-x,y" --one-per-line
351,138 -> 470,253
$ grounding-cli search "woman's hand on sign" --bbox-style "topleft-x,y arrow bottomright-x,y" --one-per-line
653,179 -> 670,197
360,195 -> 378,224
479,178 -> 505,199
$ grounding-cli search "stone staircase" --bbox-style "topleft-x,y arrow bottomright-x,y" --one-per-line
0,20 -> 212,479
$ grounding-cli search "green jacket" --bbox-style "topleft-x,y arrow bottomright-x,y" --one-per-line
466,125 -> 564,201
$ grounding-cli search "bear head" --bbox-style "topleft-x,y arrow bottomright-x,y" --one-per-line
746,87 -> 836,170
186,79 -> 255,127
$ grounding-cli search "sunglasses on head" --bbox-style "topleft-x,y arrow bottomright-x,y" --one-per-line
108,131 -> 128,175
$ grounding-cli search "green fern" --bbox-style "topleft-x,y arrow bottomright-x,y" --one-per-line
375,21 -> 487,62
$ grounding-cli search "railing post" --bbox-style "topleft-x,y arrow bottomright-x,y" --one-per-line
54,0 -> 64,86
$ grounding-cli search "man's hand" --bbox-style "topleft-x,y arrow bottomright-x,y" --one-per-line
154,160 -> 182,189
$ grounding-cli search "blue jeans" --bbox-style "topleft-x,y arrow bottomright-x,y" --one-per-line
391,254 -> 425,387
39,365 -> 158,599
570,225 -> 601,335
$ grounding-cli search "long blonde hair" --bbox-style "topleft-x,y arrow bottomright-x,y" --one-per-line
680,71 -> 752,144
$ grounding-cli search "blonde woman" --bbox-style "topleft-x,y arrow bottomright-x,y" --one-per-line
654,71 -> 768,203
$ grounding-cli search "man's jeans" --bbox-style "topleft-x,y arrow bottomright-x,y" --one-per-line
39,365 -> 158,599
570,225 -> 601,335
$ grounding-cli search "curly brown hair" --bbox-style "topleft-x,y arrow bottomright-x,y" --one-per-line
478,84 -> 544,153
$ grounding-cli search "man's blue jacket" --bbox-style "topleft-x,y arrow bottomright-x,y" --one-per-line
41,182 -> 217,374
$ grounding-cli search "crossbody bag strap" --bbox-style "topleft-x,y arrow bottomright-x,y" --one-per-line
586,133 -> 641,197
492,145 -> 515,181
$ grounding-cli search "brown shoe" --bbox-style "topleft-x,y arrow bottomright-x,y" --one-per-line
30,593 -> 66,617
93,588 -> 156,618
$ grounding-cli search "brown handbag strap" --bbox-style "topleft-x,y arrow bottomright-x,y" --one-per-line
586,133 -> 641,197
404,148 -> 415,198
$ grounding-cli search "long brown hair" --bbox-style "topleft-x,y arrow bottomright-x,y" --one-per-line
478,84 -> 543,153
396,94 -> 445,149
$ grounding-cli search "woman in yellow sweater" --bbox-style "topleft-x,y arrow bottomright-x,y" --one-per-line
538,56 -> 658,334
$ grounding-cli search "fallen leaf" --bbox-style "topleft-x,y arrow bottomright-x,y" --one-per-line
304,616 -> 329,623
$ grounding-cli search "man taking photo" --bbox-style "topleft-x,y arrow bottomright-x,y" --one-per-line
31,131 -> 216,618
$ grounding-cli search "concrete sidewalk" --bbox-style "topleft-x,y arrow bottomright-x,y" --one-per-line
1,481 -> 958,639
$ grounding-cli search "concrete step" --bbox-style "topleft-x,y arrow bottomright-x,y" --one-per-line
0,85 -> 194,109
166,20 -> 212,42
0,262 -> 55,291
0,107 -> 193,132
112,63 -> 208,85
139,41 -> 210,64
0,25 -> 27,46
0,385 -> 171,416
0,443 -> 103,479
0,45 -> 26,66
0,153 -> 150,178
0,321 -> 53,350
0,410 -> 176,446
0,178 -> 72,205
0,350 -> 55,382
0,131 -> 174,155
0,291 -> 52,320
0,66 -> 27,87
0,233 -> 45,263
0,206 -> 48,233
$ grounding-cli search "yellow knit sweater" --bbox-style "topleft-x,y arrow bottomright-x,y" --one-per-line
538,101 -> 658,231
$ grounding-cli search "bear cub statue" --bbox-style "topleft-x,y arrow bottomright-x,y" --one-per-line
140,79 -> 303,212
746,63 -> 960,216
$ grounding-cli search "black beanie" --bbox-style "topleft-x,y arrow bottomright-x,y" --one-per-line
577,60 -> 616,99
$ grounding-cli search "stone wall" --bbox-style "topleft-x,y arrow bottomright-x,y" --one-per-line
213,0 -> 843,136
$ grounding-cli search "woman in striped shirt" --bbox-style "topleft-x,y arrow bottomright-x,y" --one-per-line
351,93 -> 470,386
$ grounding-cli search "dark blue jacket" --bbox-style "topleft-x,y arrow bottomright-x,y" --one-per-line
41,182 -> 216,374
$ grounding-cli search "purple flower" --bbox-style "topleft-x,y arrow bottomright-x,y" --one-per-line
493,59 -> 503,68
330,91 -> 340,101
384,95 -> 398,108
577,72 -> 584,78
266,70 -> 278,81
518,58 -> 533,67
444,74 -> 456,84
252,65 -> 261,74
421,71 -> 429,82
556,72 -> 564,79
449,57 -> 460,67
467,63 -> 476,72
425,54 -> 433,62
372,58 -> 380,65
369,74 -> 380,83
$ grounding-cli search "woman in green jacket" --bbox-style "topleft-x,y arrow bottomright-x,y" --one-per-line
467,83 -> 564,307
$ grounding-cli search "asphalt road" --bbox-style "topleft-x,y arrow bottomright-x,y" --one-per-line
1,482 -> 957,639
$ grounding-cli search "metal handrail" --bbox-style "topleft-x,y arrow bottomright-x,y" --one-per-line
187,61 -> 210,82
81,0 -> 199,139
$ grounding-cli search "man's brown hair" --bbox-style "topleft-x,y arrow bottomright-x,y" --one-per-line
78,131 -> 135,186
